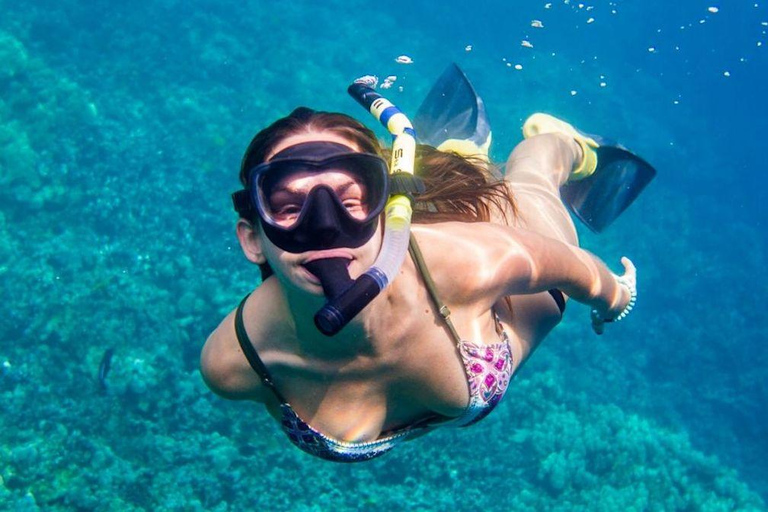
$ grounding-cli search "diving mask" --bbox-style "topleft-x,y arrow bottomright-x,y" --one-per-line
233,141 -> 390,253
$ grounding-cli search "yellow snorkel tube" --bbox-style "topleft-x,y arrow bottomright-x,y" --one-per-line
313,78 -> 423,336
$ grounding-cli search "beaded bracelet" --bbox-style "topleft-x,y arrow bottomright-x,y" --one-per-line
591,274 -> 637,324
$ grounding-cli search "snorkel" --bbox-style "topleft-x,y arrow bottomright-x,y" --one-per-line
311,78 -> 422,336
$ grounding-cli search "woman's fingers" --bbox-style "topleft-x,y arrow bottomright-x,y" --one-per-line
591,311 -> 605,335
620,257 -> 636,286
592,257 -> 637,335
620,256 -> 635,274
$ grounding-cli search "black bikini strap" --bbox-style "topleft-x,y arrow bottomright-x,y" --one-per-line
548,289 -> 566,315
408,235 -> 463,345
234,295 -> 288,404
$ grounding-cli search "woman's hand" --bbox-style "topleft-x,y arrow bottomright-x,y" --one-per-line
591,257 -> 637,335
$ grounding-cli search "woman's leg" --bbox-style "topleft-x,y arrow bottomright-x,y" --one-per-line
502,133 -> 582,246
494,132 -> 584,371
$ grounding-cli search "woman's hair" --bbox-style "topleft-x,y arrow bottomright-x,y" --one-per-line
239,107 -> 383,186
410,147 -> 516,225
239,107 -> 517,280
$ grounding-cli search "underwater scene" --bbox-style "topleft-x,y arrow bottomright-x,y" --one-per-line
1,0 -> 766,510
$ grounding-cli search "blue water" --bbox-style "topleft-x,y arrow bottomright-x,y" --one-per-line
1,0 -> 766,510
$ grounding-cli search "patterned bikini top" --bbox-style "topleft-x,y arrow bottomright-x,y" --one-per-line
234,235 -> 514,462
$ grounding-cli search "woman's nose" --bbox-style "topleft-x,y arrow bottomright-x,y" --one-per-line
306,188 -> 341,245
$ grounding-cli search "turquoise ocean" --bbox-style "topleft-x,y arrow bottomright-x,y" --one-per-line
1,0 -> 766,510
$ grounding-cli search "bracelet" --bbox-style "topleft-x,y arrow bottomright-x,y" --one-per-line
614,275 -> 637,321
591,275 -> 637,323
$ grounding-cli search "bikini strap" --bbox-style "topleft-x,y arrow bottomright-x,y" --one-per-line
234,294 -> 289,404
408,235 -> 463,345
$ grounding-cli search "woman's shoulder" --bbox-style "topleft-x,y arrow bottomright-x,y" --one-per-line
200,287 -> 282,402
411,221 -> 518,247
409,222 -> 522,306
410,220 -> 567,278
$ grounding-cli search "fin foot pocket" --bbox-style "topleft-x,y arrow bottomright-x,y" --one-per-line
522,113 -> 598,180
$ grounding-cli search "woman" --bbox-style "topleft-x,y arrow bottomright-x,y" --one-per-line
200,105 -> 637,462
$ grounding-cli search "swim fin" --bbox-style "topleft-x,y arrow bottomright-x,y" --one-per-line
523,113 -> 656,233
413,63 -> 492,160
560,138 -> 656,233
414,68 -> 655,233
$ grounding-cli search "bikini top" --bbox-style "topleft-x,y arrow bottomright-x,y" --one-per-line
234,235 -> 515,462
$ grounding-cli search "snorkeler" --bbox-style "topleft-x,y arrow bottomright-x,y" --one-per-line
201,65 -> 653,462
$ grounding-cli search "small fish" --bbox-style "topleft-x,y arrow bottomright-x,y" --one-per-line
98,348 -> 114,393
395,55 -> 414,64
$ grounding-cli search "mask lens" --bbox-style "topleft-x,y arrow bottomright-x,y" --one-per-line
252,153 -> 388,230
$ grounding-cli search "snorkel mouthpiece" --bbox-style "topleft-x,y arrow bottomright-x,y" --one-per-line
311,268 -> 382,336
313,80 -> 420,336
304,258 -> 354,298
306,257 -> 377,334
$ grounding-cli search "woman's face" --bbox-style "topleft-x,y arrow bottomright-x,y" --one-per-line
257,131 -> 384,295
265,169 -> 370,228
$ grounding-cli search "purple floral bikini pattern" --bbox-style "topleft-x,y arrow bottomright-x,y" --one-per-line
277,332 -> 514,461
457,338 -> 513,426
279,404 -> 412,463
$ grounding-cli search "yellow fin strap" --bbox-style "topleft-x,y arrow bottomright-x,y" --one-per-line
571,136 -> 599,181
522,113 -> 598,181
436,136 -> 491,163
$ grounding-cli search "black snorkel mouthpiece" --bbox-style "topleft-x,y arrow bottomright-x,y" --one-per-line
304,258 -> 382,335
315,277 -> 382,335
304,258 -> 354,298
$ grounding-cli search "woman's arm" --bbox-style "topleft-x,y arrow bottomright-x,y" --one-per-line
414,222 -> 634,325
200,296 -> 271,402
491,225 -> 635,322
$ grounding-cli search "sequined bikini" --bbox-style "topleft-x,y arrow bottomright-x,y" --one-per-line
234,236 -> 515,462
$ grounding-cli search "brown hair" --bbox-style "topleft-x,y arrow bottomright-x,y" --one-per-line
239,107 -> 382,187
410,146 -> 516,224
239,107 -> 517,280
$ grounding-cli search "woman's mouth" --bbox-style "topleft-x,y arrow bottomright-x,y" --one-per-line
301,265 -> 323,284
302,257 -> 354,297
302,249 -> 354,265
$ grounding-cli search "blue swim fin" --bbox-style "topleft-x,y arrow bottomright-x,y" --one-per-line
523,113 -> 656,233
413,63 -> 492,158
560,137 -> 656,233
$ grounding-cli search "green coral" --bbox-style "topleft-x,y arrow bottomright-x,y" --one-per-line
0,29 -> 96,205
0,30 -> 29,80
0,112 -> 39,187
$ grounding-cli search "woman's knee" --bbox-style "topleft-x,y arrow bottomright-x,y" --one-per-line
504,133 -> 578,189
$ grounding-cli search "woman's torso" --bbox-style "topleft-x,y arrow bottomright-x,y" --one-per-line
227,222 -> 565,445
